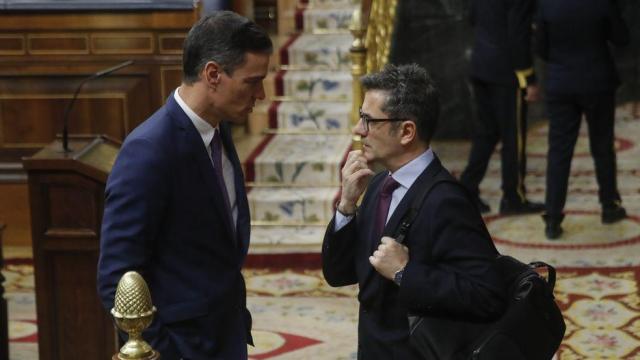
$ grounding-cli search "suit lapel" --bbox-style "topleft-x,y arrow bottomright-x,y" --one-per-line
219,123 -> 251,255
167,95 -> 237,245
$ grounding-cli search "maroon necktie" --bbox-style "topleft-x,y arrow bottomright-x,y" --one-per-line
373,175 -> 400,239
211,130 -> 234,238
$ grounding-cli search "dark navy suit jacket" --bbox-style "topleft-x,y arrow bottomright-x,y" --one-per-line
535,0 -> 630,94
470,0 -> 537,86
97,94 -> 252,359
322,157 -> 505,359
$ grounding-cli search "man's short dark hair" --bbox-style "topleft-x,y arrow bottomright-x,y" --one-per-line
182,11 -> 273,84
361,64 -> 440,143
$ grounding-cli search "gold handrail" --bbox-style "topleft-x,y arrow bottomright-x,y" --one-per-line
349,0 -> 398,134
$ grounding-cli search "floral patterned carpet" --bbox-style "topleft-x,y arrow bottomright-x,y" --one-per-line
4,260 -> 640,359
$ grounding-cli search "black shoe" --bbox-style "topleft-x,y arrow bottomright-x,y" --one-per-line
499,198 -> 545,216
475,197 -> 491,214
542,214 -> 564,240
602,204 -> 627,224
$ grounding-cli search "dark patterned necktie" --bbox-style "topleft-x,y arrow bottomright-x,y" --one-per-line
211,129 -> 234,238
373,175 -> 400,239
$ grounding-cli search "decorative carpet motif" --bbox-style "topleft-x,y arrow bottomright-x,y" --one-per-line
285,34 -> 352,70
555,267 -> 640,359
250,134 -> 351,186
278,70 -> 352,101
271,101 -> 351,131
5,263 -> 640,359
249,187 -> 339,225
302,8 -> 353,33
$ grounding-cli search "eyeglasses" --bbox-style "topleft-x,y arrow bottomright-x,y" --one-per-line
358,108 -> 407,134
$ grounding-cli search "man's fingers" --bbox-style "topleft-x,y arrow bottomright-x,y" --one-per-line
380,237 -> 394,244
369,256 -> 377,266
345,150 -> 365,167
352,168 -> 374,180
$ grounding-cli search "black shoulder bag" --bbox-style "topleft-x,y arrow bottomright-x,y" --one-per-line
394,179 -> 566,360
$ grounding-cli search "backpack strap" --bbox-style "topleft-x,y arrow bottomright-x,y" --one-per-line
393,176 -> 458,245
528,261 -> 557,290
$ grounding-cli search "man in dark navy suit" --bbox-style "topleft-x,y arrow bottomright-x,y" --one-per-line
322,64 -> 505,359
536,0 -> 630,239
97,11 -> 272,359
461,0 -> 544,215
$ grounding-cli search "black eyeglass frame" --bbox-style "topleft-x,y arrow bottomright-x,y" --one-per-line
358,108 -> 408,134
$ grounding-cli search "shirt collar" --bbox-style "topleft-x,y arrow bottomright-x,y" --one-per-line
173,87 -> 218,146
390,148 -> 435,189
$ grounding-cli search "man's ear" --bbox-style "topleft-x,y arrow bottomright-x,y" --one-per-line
203,61 -> 222,88
399,120 -> 417,145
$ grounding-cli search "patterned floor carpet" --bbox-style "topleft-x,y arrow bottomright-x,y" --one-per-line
4,101 -> 640,359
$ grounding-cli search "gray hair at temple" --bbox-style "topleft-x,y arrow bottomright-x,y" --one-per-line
182,11 -> 273,84
361,64 -> 440,143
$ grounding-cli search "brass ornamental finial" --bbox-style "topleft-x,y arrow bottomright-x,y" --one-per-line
111,271 -> 160,360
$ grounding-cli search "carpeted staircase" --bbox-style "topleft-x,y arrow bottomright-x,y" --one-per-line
244,0 -> 358,259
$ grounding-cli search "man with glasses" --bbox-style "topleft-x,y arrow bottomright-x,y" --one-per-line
322,64 -> 505,359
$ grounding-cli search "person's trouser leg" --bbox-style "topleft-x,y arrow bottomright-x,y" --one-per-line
581,92 -> 621,207
545,92 -> 581,218
460,80 -> 501,197
497,85 -> 527,202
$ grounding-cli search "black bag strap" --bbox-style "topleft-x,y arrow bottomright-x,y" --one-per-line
529,261 -> 557,290
392,178 -> 558,292
393,177 -> 457,245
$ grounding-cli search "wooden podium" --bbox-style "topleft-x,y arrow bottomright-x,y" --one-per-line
23,135 -> 120,360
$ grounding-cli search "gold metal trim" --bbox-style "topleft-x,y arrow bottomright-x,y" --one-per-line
27,33 -> 89,55
0,34 -> 25,55
158,33 -> 186,54
515,67 -> 534,89
91,32 -> 154,55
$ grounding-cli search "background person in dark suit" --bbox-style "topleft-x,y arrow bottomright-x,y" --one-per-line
97,11 -> 272,358
322,64 -> 505,359
461,0 -> 544,215
536,0 -> 630,239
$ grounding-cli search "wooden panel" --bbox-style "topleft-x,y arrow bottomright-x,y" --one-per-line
160,65 -> 183,101
1,96 -> 125,147
0,12 -> 199,31
50,252 -> 115,359
28,166 -> 116,360
0,75 -> 152,149
46,183 -> 97,232
28,33 -> 89,55
91,32 -> 154,54
0,35 -> 25,55
158,33 -> 186,54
